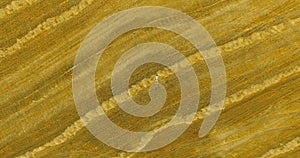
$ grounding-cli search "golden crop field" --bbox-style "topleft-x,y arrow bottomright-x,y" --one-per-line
0,0 -> 299,157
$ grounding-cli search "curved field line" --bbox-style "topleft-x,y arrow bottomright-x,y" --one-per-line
0,0 -> 95,58
0,0 -> 38,19
0,19 -> 290,105
17,64 -> 299,157
12,9 -> 300,158
14,18 -> 298,157
130,65 -> 300,153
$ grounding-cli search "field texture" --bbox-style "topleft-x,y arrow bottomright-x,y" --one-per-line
0,0 -> 299,157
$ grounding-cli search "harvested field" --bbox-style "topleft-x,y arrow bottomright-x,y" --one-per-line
0,0 -> 299,157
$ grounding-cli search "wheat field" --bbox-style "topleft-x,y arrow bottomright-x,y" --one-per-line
0,0 -> 299,157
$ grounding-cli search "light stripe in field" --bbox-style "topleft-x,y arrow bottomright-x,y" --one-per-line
221,65 -> 299,112
1,17 -> 293,116
17,120 -> 85,158
0,0 -> 38,19
102,20 -> 290,101
13,12 -> 299,158
220,23 -> 287,52
0,17 -> 291,117
14,18 -> 297,157
221,66 -> 300,109
0,0 -> 95,58
17,65 -> 299,157
259,137 -> 300,158
0,0 -> 239,59
0,0 -> 289,60
130,65 -> 300,153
